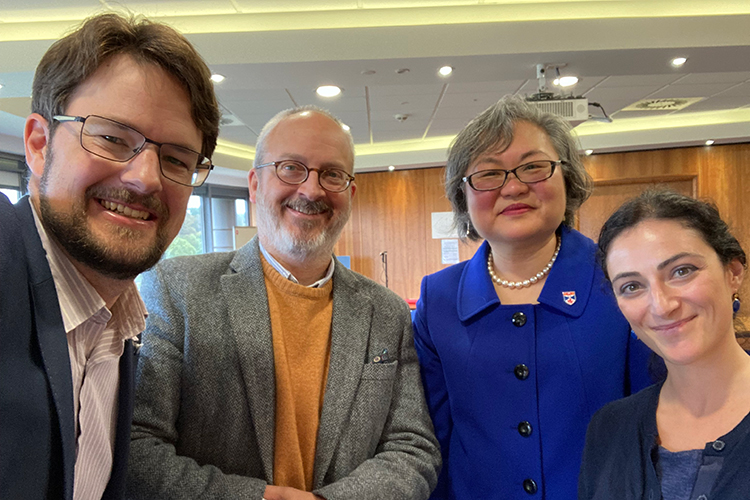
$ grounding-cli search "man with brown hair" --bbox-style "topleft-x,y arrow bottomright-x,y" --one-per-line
0,12 -> 220,500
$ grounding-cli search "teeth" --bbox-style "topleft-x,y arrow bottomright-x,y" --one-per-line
100,200 -> 150,220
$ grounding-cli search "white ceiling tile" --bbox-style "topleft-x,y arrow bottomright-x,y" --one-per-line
648,83 -> 736,99
598,75 -> 683,88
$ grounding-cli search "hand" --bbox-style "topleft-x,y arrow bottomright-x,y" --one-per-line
263,485 -> 325,500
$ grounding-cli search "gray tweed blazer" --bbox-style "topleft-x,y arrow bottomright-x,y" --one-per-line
126,238 -> 440,500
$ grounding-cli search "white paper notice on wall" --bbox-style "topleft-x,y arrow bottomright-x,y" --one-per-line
441,239 -> 460,265
432,212 -> 457,239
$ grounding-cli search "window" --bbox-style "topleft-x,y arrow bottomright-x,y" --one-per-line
0,152 -> 26,202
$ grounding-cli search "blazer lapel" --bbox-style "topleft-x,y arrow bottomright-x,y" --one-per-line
221,238 -> 276,482
16,197 -> 76,500
313,263 -> 372,487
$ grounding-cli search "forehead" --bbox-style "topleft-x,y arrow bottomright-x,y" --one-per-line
65,54 -> 201,149
608,219 -> 715,266
472,121 -> 556,166
265,113 -> 353,170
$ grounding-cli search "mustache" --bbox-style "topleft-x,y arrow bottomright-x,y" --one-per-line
86,185 -> 169,219
283,197 -> 332,216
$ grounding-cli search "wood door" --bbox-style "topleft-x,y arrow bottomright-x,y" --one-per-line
577,176 -> 696,242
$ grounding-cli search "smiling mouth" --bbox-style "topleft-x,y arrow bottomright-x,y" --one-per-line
651,316 -> 697,332
99,199 -> 151,221
501,204 -> 532,214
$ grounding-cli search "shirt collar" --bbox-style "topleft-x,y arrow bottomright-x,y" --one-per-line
258,240 -> 335,288
30,202 -> 146,340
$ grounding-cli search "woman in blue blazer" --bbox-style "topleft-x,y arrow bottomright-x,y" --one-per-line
413,96 -> 651,500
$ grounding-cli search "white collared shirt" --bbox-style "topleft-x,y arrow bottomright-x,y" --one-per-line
258,241 -> 335,288
31,204 -> 146,500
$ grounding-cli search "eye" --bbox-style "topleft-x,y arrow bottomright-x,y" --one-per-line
163,155 -> 189,169
101,135 -> 127,145
672,265 -> 697,279
475,170 -> 505,179
618,281 -> 643,296
321,169 -> 346,181
520,162 -> 545,171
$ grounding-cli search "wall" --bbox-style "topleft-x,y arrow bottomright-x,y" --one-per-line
334,143 -> 750,312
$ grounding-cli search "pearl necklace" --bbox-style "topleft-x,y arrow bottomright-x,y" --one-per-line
487,237 -> 561,289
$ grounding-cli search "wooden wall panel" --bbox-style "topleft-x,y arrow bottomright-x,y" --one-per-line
328,143 -> 750,310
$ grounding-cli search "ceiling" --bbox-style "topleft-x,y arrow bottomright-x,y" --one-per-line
1,0 -> 750,187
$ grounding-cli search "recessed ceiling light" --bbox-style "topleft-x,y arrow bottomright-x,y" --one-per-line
388,165 -> 396,171
316,85 -> 342,97
554,76 -> 579,87
0,83 -> 4,90
210,74 -> 225,83
585,149 -> 594,156
341,123 -> 350,131
438,66 -> 453,77
671,57 -> 687,67
705,139 -> 715,146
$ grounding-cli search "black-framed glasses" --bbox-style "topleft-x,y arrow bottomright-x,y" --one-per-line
255,160 -> 355,193
52,114 -> 213,187
462,160 -> 564,191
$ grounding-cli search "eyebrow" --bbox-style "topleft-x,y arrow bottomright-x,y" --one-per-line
610,252 -> 701,282
282,153 -> 348,171
475,149 -> 551,167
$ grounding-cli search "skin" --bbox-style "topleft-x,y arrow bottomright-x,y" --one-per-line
607,218 -> 750,451
464,120 -> 567,304
24,54 -> 200,307
248,111 -> 356,287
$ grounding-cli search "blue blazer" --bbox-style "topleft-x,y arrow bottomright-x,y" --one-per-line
0,195 -> 135,500
413,226 -> 652,500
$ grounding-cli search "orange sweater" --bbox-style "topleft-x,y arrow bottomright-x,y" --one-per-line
262,257 -> 333,491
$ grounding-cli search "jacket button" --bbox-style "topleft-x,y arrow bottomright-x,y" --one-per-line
523,479 -> 537,494
712,440 -> 725,451
518,421 -> 533,437
514,364 -> 529,380
511,312 -> 527,327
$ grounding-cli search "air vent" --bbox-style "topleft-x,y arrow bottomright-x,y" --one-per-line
220,113 -> 245,127
526,98 -> 588,122
623,98 -> 702,112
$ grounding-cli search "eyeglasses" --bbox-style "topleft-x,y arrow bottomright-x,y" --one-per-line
52,114 -> 213,187
255,160 -> 355,193
462,160 -> 564,191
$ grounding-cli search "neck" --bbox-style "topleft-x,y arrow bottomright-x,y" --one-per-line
260,237 -> 332,286
489,232 -> 559,283
662,338 -> 750,417
68,258 -> 131,309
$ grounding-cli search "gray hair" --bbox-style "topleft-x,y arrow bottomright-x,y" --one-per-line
253,105 -> 355,169
445,94 -> 593,241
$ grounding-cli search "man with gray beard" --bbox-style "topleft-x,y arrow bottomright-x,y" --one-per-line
126,107 -> 441,500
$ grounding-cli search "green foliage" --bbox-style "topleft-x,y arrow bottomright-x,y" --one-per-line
164,207 -> 203,259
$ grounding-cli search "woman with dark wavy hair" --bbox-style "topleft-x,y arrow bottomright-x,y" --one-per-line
580,189 -> 750,500
413,95 -> 651,500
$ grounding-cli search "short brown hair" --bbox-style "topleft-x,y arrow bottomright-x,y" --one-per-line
32,13 -> 220,158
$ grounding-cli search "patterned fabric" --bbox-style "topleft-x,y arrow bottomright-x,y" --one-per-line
30,204 -> 144,500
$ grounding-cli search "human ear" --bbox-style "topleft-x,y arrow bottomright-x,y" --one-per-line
24,113 -> 50,178
248,168 -> 258,204
728,258 -> 745,291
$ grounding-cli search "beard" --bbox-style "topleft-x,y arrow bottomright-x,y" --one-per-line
38,149 -> 172,281
255,188 -> 350,260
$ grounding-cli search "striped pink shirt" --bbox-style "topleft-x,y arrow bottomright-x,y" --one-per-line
32,205 -> 146,500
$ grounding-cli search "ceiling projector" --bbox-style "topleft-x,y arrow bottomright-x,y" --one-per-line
526,92 -> 589,122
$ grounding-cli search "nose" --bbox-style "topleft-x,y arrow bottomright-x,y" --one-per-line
499,171 -> 529,197
296,169 -> 327,200
649,283 -> 680,317
120,143 -> 164,194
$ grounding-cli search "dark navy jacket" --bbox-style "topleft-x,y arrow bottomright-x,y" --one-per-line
580,383 -> 750,500
0,194 -> 135,500
413,226 -> 652,500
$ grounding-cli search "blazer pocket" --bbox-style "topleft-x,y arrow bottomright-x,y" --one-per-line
361,361 -> 399,380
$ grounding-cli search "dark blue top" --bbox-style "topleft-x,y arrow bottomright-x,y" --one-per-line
414,226 -> 652,500
580,383 -> 750,500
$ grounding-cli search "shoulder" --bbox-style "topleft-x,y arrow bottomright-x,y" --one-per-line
560,226 -> 597,260
335,264 -> 408,312
142,251 -> 238,298
589,384 -> 660,434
